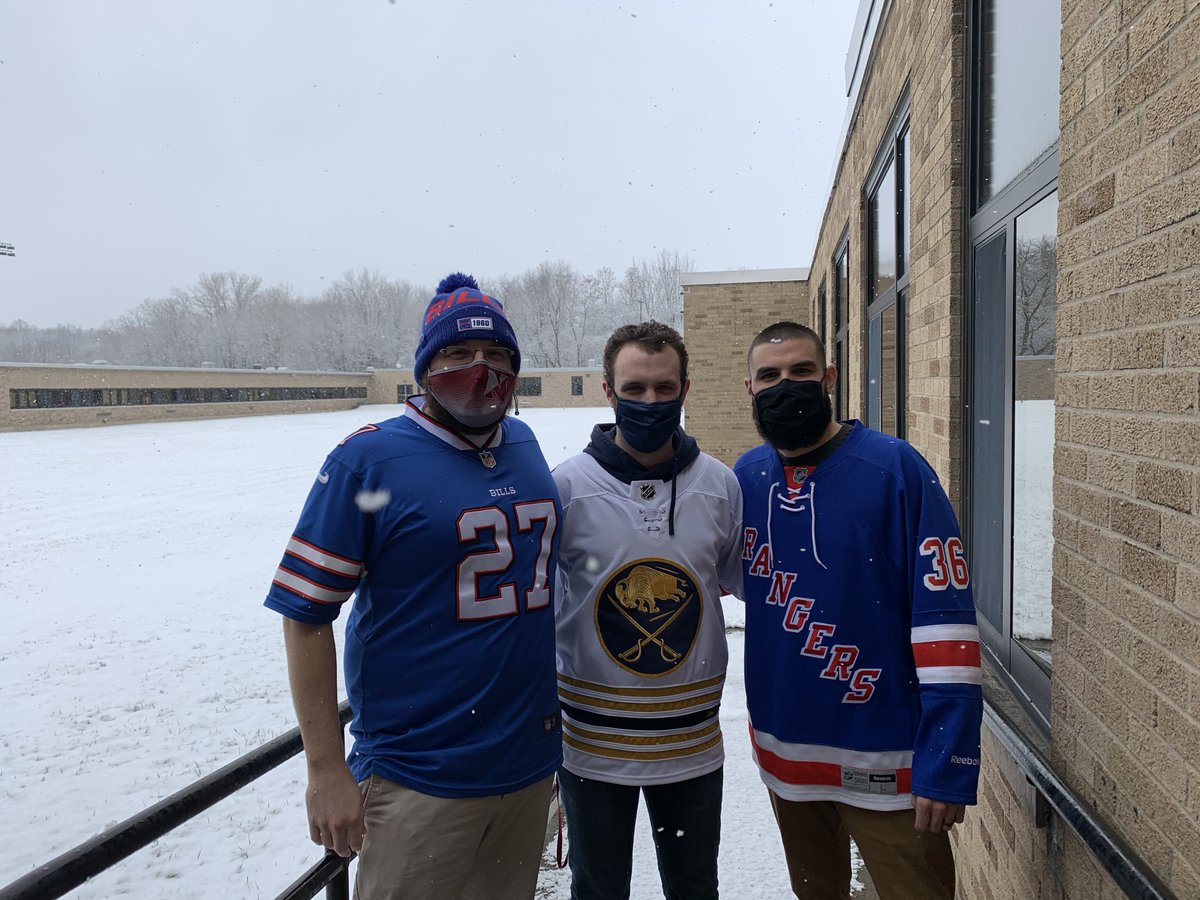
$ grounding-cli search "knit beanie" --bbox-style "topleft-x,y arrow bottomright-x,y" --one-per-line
413,273 -> 521,381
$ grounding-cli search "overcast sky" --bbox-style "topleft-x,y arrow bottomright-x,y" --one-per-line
1,1 -> 859,328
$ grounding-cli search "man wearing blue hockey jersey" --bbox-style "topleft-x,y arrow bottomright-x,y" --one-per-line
734,321 -> 982,900
265,274 -> 562,900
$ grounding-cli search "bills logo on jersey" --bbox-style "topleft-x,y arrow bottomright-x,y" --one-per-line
459,316 -> 494,331
596,559 -> 701,676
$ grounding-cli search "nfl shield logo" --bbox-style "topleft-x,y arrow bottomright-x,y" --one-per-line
479,450 -> 497,469
639,483 -> 656,500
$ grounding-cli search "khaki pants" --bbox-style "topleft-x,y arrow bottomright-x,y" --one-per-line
769,792 -> 955,900
354,773 -> 554,900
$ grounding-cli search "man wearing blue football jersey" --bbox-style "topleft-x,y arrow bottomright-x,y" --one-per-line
266,274 -> 562,900
734,322 -> 982,900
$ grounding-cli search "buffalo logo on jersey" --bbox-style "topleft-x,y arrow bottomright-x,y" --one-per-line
595,559 -> 701,676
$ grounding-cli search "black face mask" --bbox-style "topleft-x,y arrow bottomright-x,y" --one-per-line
752,378 -> 833,450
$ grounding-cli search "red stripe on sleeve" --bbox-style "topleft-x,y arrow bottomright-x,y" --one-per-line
911,640 -> 982,668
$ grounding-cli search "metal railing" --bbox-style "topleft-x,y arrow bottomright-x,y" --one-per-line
983,702 -> 1177,900
2,692 -> 1175,899
0,702 -> 354,900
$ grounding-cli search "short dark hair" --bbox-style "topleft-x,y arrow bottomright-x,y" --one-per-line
747,321 -> 826,372
603,321 -> 689,386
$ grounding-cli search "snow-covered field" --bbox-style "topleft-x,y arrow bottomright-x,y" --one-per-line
0,405 -> 818,898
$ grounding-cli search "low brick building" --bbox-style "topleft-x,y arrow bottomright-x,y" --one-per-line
0,364 -> 606,432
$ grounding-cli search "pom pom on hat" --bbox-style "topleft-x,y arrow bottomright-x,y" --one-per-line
436,272 -> 480,294
413,272 -> 521,380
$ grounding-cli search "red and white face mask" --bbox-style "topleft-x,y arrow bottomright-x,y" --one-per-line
426,360 -> 516,429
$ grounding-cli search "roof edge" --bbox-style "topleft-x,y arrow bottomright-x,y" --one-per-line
680,268 -> 810,286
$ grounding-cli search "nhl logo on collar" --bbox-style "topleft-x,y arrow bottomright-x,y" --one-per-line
785,465 -> 810,489
639,482 -> 657,500
479,449 -> 497,469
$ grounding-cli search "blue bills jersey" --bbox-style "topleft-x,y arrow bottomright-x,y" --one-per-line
734,422 -> 982,810
265,399 -> 562,798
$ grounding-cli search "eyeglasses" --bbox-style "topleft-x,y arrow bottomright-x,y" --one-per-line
436,344 -> 515,368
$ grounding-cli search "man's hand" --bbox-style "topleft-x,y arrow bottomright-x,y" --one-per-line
306,764 -> 366,857
912,795 -> 966,833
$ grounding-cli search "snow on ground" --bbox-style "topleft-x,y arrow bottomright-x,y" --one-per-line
0,405 -> 854,898
1012,400 -> 1054,642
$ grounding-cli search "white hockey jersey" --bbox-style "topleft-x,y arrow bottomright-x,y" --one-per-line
554,429 -> 743,786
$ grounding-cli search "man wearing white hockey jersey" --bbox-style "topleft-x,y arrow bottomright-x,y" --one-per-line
265,274 -> 562,900
554,321 -> 743,900
734,321 -> 982,900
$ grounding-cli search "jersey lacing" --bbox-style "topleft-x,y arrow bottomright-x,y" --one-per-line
766,476 -> 827,572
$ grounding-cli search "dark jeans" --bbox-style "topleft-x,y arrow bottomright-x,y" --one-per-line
558,767 -> 723,900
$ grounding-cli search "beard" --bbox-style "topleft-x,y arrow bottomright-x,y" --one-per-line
751,380 -> 833,451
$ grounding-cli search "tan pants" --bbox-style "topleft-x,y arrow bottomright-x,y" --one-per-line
769,792 -> 955,900
353,773 -> 554,900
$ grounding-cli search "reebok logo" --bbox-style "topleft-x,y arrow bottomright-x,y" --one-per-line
316,471 -> 330,484
951,755 -> 980,766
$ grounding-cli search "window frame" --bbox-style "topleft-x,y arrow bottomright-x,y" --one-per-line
964,0 -> 1060,729
864,93 -> 911,438
832,232 -> 851,422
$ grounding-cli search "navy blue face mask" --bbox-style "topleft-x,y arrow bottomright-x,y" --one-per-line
614,396 -> 683,454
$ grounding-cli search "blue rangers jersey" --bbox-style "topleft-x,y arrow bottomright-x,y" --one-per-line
264,398 -> 562,798
733,423 -> 982,810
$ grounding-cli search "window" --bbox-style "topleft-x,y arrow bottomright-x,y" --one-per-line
966,0 -> 1060,725
516,377 -> 542,397
833,236 -> 850,421
1011,194 -> 1057,670
974,0 -> 1060,206
865,99 -> 909,437
9,385 -> 367,409
397,383 -> 414,402
570,376 -> 583,397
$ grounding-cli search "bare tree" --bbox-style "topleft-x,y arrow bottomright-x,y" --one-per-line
177,272 -> 264,367
616,250 -> 692,330
1015,236 -> 1057,356
502,262 -> 579,368
115,296 -> 204,366
0,320 -> 95,363
317,269 -> 422,370
2,252 -> 695,372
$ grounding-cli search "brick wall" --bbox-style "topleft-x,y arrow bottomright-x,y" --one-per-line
687,0 -> 1200,894
955,724 -> 1133,900
806,0 -> 964,497
681,274 -> 809,465
1051,0 -> 1200,894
